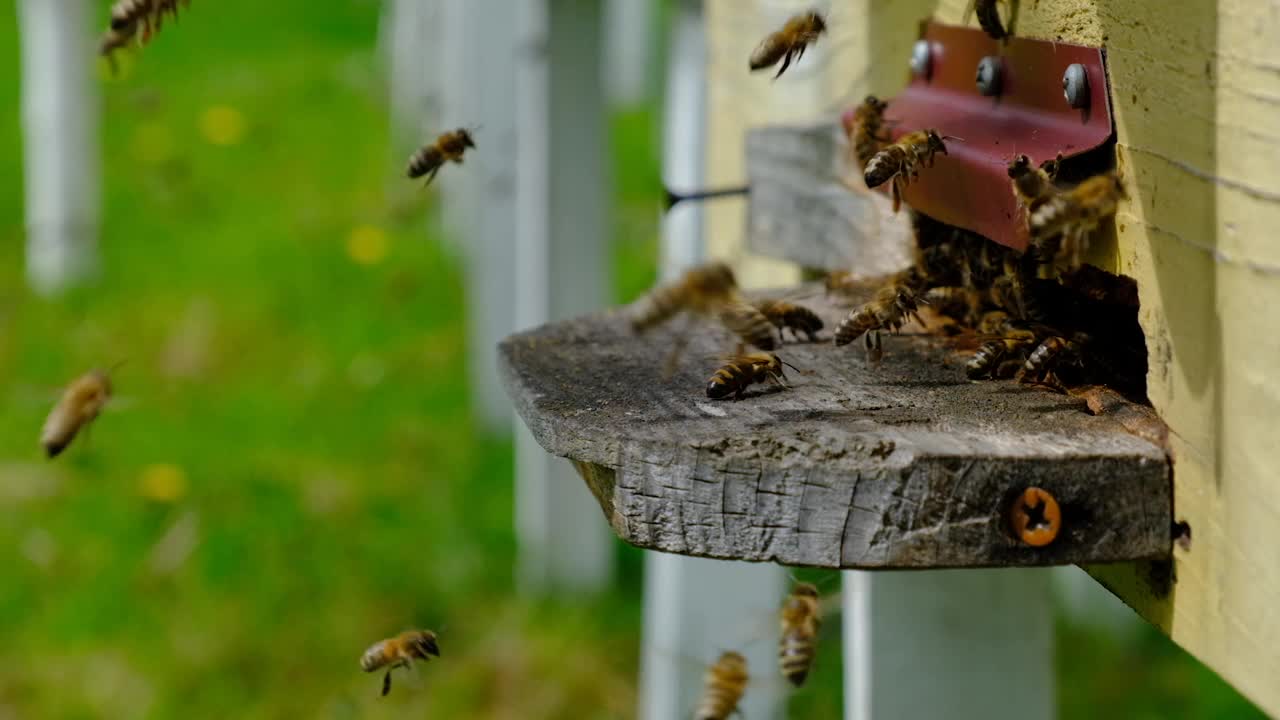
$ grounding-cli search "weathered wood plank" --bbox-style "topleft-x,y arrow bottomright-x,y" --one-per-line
745,122 -> 914,274
499,284 -> 1171,569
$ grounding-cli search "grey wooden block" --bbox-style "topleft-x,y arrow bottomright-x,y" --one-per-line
500,284 -> 1172,569
745,123 -> 914,274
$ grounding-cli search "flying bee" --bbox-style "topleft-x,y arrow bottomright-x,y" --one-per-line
360,629 -> 441,697
1008,153 -> 1062,215
1029,172 -> 1125,271
99,27 -> 136,71
833,281 -> 924,353
749,11 -> 827,79
705,352 -> 797,401
778,582 -> 821,687
695,651 -> 750,720
41,367 -> 119,459
845,95 -> 891,172
407,128 -> 477,185
863,130 -> 951,213
629,262 -> 738,333
963,0 -> 1011,39
717,299 -> 779,351
109,0 -> 154,34
753,299 -> 823,342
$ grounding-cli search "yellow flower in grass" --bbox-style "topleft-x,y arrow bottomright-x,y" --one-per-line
199,105 -> 246,146
346,225 -> 389,266
139,463 -> 187,503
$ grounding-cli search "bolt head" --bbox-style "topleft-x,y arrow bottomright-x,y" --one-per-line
975,56 -> 1002,96
1063,64 -> 1090,108
1008,487 -> 1062,547
910,40 -> 931,78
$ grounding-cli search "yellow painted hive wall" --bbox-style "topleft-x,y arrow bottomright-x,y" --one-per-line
703,0 -> 1280,712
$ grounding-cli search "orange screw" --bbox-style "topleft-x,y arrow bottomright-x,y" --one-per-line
1008,487 -> 1061,547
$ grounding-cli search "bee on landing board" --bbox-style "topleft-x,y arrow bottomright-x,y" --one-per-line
695,651 -> 750,720
705,352 -> 797,401
863,130 -> 952,213
749,11 -> 827,79
833,279 -> 925,361
407,128 -> 477,186
845,95 -> 891,173
753,299 -> 823,342
1029,172 -> 1125,272
41,367 -> 118,459
778,582 -> 822,687
360,630 -> 440,697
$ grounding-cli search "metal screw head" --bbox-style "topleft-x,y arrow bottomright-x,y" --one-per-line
910,40 -> 931,78
975,56 -> 1002,96
1063,64 -> 1090,108
1008,487 -> 1061,547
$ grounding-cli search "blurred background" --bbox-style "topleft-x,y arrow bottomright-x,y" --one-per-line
0,0 -> 1266,718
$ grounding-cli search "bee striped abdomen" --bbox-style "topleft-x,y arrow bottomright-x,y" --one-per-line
359,640 -> 391,672
863,146 -> 904,188
407,146 -> 446,180
780,631 -> 816,686
629,285 -> 684,333
695,652 -> 749,720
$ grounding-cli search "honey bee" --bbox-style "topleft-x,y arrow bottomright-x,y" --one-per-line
41,368 -> 116,458
1016,333 -> 1089,389
717,299 -> 779,351
966,337 -> 1035,379
630,262 -> 738,333
706,352 -> 797,401
863,130 -> 951,213
778,582 -> 821,687
964,0 -> 1010,39
1008,153 -> 1061,215
360,630 -> 441,697
695,651 -> 750,720
749,11 -> 827,79
753,299 -> 823,342
845,95 -> 891,172
1029,172 -> 1125,271
407,128 -> 477,185
833,281 -> 925,359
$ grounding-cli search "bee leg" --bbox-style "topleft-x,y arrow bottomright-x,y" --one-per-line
774,49 -> 794,79
381,670 -> 393,697
423,166 -> 440,187
890,177 -> 902,213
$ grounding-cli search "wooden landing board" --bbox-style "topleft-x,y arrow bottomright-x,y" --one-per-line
499,285 -> 1172,569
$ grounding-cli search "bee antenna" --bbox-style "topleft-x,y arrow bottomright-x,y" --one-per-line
779,359 -> 802,373
106,359 -> 129,375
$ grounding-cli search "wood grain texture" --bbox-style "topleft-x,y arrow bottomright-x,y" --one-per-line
745,122 -> 914,273
500,284 -> 1171,569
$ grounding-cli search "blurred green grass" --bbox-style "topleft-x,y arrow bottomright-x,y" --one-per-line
0,1 -> 1267,719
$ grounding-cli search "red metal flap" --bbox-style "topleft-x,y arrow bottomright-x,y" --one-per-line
864,22 -> 1113,250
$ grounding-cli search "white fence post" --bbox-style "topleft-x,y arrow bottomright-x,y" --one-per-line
637,3 -> 786,718
844,569 -> 1055,720
18,0 -> 100,296
512,0 -> 614,593
604,0 -> 657,108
